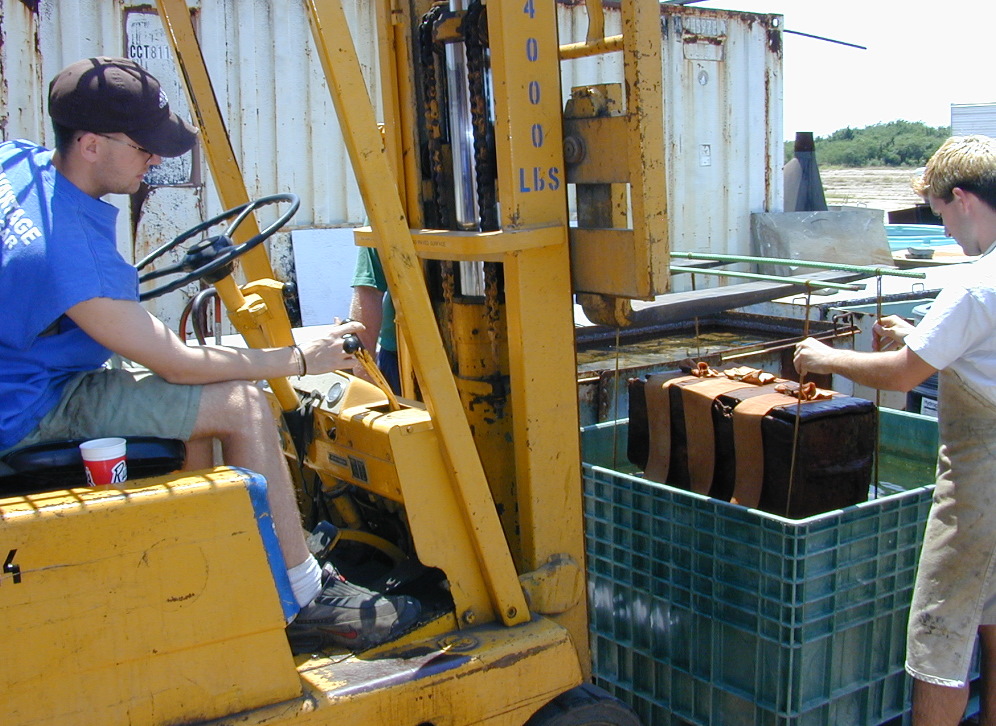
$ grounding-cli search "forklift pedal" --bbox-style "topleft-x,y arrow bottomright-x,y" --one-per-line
305,520 -> 341,560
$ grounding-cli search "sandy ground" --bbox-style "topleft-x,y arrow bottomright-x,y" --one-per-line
819,167 -> 924,215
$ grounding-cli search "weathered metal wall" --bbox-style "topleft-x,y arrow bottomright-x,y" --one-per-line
1,0 -> 782,314
1,0 -> 379,222
0,1 -> 46,144
0,0 -> 381,331
558,3 -> 783,293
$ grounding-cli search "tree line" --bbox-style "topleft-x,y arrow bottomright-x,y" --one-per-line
785,120 -> 951,168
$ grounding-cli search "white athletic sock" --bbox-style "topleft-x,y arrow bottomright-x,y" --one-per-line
287,555 -> 323,609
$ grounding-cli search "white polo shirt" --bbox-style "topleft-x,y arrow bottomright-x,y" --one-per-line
905,247 -> 996,407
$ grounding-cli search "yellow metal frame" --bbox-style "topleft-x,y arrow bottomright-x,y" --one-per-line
319,0 -> 598,676
303,0 -> 530,629
0,470 -> 300,725
565,0 -> 670,302
342,0 -> 592,669
155,0 -> 300,411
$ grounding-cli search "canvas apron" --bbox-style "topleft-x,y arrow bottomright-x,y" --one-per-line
906,369 -> 996,687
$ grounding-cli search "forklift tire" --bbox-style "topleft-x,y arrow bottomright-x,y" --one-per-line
524,684 -> 642,726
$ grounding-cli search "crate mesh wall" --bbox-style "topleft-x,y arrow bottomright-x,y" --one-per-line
582,420 -> 937,726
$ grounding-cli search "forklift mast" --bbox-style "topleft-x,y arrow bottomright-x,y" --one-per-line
159,0 -> 669,655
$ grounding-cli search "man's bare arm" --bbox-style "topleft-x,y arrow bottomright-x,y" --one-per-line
793,336 -> 936,393
67,297 -> 362,385
348,284 -> 384,353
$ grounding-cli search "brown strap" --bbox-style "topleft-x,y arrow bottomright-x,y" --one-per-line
729,386 -> 844,507
730,393 -> 800,507
678,378 -> 757,494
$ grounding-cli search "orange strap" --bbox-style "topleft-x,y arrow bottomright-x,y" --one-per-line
643,374 -> 694,485
679,379 -> 757,494
730,393 -> 800,507
643,374 -> 754,491
730,388 -> 844,507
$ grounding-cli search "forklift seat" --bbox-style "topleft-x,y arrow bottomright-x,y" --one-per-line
0,437 -> 186,496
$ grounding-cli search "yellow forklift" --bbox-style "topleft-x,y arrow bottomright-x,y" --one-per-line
0,0 -> 670,723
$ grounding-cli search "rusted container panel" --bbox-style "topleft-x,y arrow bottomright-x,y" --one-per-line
3,0 -> 381,225
558,4 -> 783,293
3,1 -> 782,319
192,0 -> 379,226
0,2 -> 45,144
0,0 -> 382,331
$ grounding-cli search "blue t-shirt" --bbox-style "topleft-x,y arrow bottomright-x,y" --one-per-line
0,140 -> 139,450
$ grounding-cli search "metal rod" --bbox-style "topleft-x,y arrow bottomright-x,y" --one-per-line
873,275 -> 883,500
721,328 -> 856,362
672,251 -> 926,279
559,35 -> 624,60
669,266 -> 865,291
786,286 -> 814,517
445,0 -> 477,232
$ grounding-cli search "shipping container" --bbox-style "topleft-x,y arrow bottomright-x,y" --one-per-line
1,1 -> 782,319
951,102 -> 996,137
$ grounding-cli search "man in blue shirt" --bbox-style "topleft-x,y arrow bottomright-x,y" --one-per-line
0,57 -> 417,651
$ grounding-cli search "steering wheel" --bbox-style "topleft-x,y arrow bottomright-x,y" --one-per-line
136,193 -> 300,301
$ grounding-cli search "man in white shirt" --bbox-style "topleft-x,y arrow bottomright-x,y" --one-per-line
794,135 -> 996,725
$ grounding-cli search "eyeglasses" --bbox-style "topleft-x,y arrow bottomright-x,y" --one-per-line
91,132 -> 155,161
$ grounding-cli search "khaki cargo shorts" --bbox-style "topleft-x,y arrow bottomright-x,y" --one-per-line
3,366 -> 202,456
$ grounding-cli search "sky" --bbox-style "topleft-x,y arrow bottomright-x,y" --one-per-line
691,0 -> 993,141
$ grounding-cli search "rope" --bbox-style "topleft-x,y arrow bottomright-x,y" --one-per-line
785,283 -> 813,516
873,274 -> 883,499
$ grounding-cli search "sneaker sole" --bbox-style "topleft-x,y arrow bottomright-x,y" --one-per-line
288,598 -> 421,654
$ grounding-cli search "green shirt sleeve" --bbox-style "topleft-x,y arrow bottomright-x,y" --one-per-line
351,246 -> 387,292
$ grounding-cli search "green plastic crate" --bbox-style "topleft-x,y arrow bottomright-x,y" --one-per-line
581,409 -> 941,726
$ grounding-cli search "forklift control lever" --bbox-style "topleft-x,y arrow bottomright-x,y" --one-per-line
342,333 -> 362,354
342,334 -> 400,411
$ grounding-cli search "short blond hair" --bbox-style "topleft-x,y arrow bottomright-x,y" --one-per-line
912,135 -> 996,209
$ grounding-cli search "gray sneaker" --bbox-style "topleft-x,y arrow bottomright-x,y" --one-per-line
287,564 -> 421,653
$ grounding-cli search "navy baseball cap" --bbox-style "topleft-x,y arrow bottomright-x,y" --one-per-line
48,56 -> 198,158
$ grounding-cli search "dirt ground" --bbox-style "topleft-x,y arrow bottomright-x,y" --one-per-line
819,167 -> 924,215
